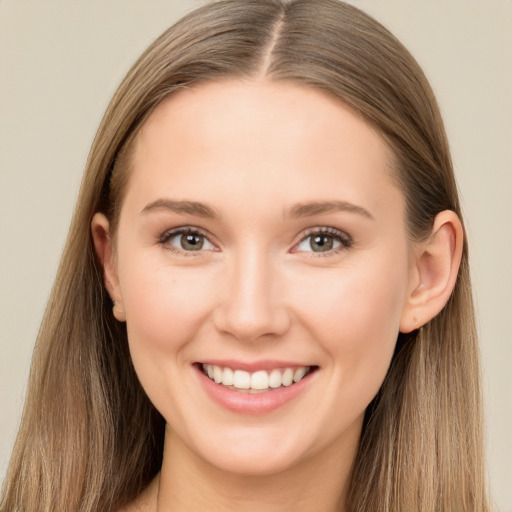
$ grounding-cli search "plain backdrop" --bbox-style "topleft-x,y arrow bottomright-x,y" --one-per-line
0,1 -> 511,509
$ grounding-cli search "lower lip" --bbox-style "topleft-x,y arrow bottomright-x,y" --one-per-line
195,365 -> 316,415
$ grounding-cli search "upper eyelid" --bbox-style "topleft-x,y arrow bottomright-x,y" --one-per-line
295,226 -> 352,243
159,226 -> 215,243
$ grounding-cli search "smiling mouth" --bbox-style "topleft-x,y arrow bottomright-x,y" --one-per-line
199,363 -> 317,393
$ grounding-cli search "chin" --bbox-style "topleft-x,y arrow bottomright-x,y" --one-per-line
185,424 -> 313,477
202,446 -> 303,477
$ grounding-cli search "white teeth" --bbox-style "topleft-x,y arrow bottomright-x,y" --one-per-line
293,366 -> 308,382
250,370 -> 269,390
222,367 -> 234,386
269,369 -> 282,388
202,364 -> 311,391
213,365 -> 223,383
233,370 -> 251,389
282,368 -> 294,387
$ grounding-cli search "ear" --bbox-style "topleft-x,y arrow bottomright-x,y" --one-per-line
91,213 -> 126,322
400,210 -> 463,333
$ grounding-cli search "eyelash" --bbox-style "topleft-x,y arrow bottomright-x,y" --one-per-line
292,227 -> 353,256
158,226 -> 216,256
158,226 -> 353,256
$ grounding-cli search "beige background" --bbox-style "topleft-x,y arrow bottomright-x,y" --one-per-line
0,1 -> 510,509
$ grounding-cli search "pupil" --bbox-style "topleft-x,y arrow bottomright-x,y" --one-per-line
311,235 -> 333,252
182,234 -> 203,250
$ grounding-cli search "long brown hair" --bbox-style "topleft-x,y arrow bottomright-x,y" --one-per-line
1,1 -> 489,511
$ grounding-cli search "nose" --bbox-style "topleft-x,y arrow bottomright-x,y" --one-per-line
213,249 -> 291,342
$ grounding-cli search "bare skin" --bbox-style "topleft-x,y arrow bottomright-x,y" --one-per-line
94,80 -> 463,512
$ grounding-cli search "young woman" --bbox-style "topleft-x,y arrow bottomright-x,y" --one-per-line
0,1 -> 490,511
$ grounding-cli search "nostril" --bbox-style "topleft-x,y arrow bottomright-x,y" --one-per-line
212,306 -> 291,342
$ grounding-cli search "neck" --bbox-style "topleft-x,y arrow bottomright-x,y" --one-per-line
156,424 -> 360,512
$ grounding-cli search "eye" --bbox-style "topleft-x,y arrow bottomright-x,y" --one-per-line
159,227 -> 216,253
294,228 -> 352,254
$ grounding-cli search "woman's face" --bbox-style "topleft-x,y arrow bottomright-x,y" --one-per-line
108,80 -> 415,475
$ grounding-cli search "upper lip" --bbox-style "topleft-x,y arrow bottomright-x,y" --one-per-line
196,359 -> 315,372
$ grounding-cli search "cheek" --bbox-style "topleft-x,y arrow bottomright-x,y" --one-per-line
291,250 -> 409,386
117,258 -> 223,423
118,256 -> 217,362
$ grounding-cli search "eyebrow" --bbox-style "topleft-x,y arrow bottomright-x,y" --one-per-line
287,200 -> 374,220
140,198 -> 373,221
140,199 -> 221,219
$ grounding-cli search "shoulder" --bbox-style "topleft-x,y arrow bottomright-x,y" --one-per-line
117,474 -> 159,512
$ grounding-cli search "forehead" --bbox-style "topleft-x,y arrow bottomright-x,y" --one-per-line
126,79 -> 402,220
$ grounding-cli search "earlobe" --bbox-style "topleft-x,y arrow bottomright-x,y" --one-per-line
400,210 -> 463,333
91,213 -> 126,322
